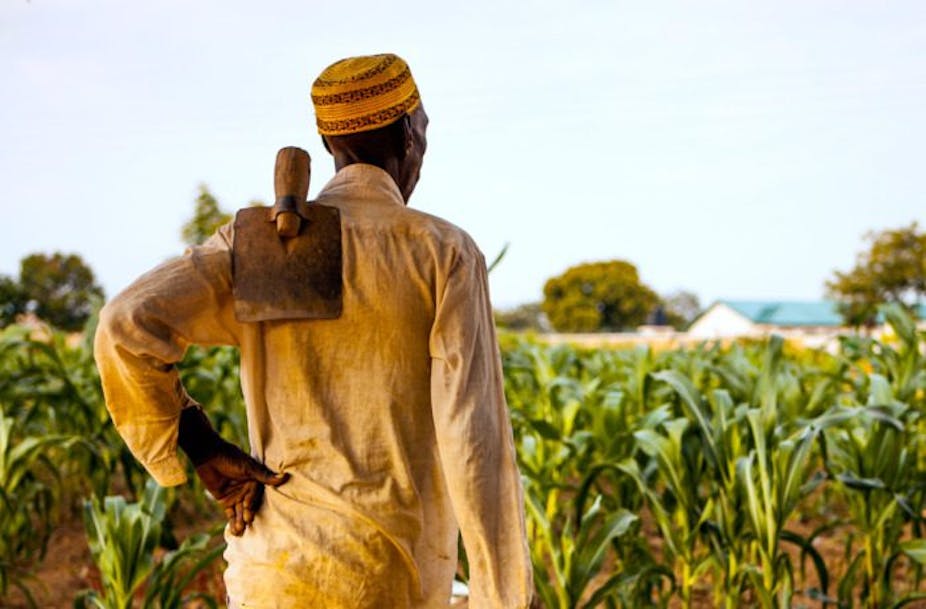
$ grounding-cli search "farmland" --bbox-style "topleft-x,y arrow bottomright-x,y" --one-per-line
1,305 -> 925,608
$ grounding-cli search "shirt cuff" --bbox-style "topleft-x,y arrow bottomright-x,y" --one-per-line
143,454 -> 189,487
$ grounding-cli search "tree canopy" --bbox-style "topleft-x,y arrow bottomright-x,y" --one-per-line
13,252 -> 105,331
827,222 -> 926,326
542,260 -> 659,332
0,275 -> 27,328
662,290 -> 702,330
181,184 -> 232,246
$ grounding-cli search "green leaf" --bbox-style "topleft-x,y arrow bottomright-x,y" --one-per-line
836,473 -> 887,491
881,302 -> 917,346
529,419 -> 562,442
781,529 -> 830,597
651,370 -> 720,469
899,539 -> 926,565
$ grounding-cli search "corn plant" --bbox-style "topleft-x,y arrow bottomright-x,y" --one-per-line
0,411 -> 82,607
0,324 -> 127,500
140,531 -> 223,609
525,480 -> 639,608
76,478 -> 222,609
871,304 -> 926,408
735,411 -> 825,608
820,376 -> 926,609
837,304 -> 926,410
77,480 -> 167,609
650,346 -> 834,608
506,343 -> 665,607
618,416 -> 713,609
691,389 -> 754,609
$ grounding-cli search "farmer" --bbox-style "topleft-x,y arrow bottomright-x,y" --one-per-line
94,53 -> 533,608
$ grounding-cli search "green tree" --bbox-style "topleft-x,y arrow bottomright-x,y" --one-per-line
542,260 -> 659,332
826,222 -> 926,326
181,184 -> 232,246
0,275 -> 27,327
18,252 -> 105,331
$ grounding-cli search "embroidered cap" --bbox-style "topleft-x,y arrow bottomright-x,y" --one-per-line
311,53 -> 421,136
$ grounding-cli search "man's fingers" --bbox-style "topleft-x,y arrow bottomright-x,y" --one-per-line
241,485 -> 253,524
247,460 -> 290,487
224,505 -> 239,536
242,483 -> 263,524
266,471 -> 290,486
231,502 -> 245,536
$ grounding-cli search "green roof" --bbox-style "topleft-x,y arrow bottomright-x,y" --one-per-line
722,301 -> 845,326
720,300 -> 926,327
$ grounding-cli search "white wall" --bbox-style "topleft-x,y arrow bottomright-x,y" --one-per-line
687,303 -> 759,339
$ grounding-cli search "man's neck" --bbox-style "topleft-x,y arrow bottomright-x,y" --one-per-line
332,156 -> 405,201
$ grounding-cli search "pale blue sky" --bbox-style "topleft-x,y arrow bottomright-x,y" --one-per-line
2,1 -> 924,309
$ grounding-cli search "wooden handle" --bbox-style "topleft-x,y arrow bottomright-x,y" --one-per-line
276,209 -> 302,238
273,147 -> 311,237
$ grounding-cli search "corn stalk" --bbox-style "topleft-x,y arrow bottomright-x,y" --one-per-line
75,478 -> 222,609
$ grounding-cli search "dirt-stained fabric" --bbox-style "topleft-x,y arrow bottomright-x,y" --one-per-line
93,163 -> 533,609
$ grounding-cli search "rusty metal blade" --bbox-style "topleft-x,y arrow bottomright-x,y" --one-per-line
232,203 -> 342,322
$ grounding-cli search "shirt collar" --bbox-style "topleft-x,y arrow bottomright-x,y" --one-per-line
315,163 -> 405,207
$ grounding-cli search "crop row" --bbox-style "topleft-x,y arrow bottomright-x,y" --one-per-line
0,305 -> 925,607
503,304 -> 926,608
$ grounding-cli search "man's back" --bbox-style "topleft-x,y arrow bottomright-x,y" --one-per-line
96,162 -> 531,608
95,53 -> 532,609
226,163 -> 489,607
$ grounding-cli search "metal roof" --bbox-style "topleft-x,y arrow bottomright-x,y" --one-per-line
719,300 -> 926,327
722,301 -> 847,327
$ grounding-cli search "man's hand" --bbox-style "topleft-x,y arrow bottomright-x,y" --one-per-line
178,405 -> 289,536
194,442 -> 289,536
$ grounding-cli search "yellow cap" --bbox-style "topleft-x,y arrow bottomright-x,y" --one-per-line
311,53 -> 421,136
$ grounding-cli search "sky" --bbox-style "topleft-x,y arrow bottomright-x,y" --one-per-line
1,0 -> 924,309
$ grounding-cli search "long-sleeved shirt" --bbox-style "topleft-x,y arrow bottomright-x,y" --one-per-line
94,163 -> 533,609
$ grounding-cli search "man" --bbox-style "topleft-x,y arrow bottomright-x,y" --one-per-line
94,53 -> 533,608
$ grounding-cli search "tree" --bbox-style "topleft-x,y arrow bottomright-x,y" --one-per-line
18,252 -> 105,331
181,184 -> 232,246
662,290 -> 702,330
495,302 -> 550,332
826,222 -> 926,326
0,275 -> 27,327
542,260 -> 659,332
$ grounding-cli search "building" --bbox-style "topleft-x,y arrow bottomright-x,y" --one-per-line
688,300 -> 925,348
688,301 -> 841,339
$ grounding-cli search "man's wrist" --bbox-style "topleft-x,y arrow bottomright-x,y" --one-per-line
177,405 -> 226,467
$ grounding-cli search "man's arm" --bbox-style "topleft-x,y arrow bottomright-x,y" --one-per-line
177,404 -> 288,535
94,234 -> 285,533
429,246 -> 533,609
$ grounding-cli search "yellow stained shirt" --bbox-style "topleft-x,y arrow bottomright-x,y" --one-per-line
94,164 -> 533,609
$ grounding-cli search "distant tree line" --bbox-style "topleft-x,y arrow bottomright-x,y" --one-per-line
499,221 -> 924,334
4,185 -> 919,335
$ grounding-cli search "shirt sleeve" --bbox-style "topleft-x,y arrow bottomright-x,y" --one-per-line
93,230 -> 240,486
429,246 -> 533,609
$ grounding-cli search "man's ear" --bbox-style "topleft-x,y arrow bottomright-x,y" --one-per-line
321,135 -> 332,155
401,114 -> 414,158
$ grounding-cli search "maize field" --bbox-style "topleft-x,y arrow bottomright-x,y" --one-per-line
1,303 -> 925,608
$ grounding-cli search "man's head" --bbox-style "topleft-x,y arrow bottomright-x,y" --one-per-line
311,54 -> 428,203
